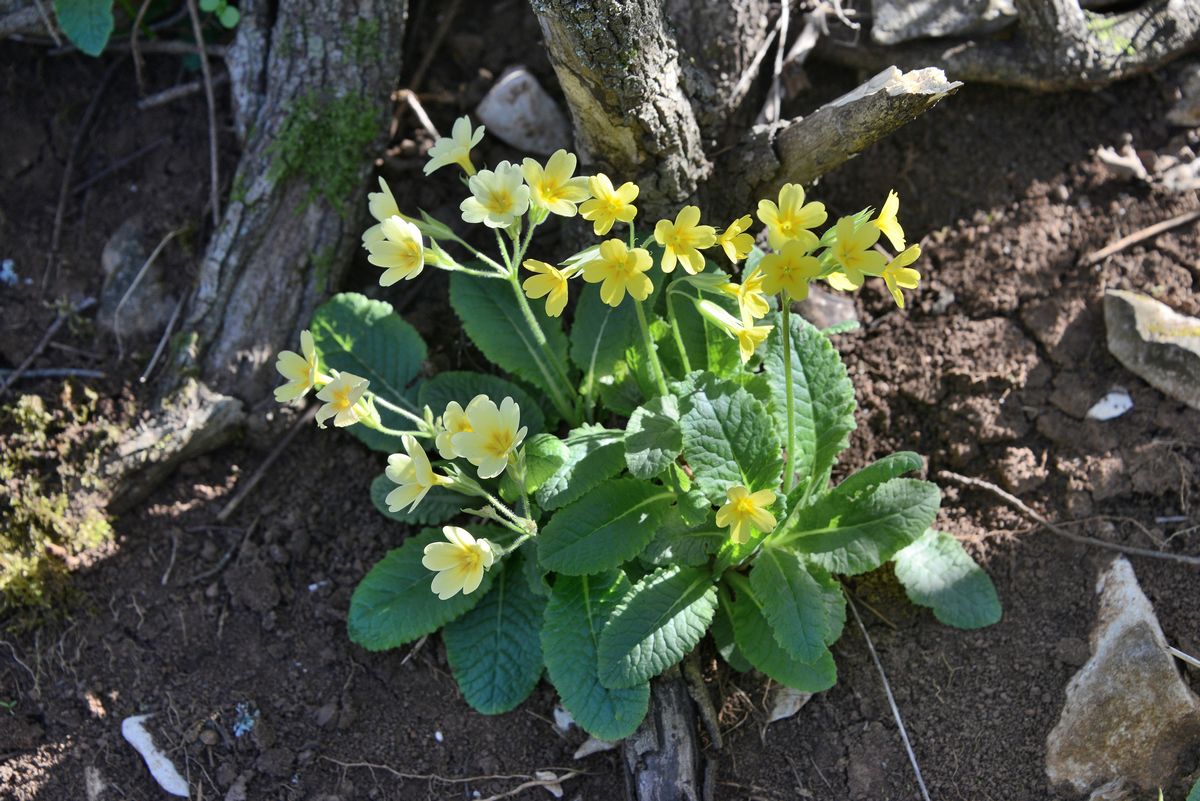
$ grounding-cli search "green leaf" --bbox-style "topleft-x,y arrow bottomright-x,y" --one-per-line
443,554 -> 546,714
833,452 -> 924,501
347,529 -> 495,650
542,572 -> 650,740
596,359 -> 643,417
535,425 -> 625,510
625,395 -> 682,479
517,433 -> 569,493
198,0 -> 218,10
762,312 -> 856,494
217,4 -> 239,26
893,530 -> 1001,629
538,478 -> 674,575
669,280 -> 741,378
729,583 -> 837,692
711,593 -> 752,673
55,0 -> 114,56
449,272 -> 571,407
750,549 -> 844,663
641,511 -> 724,567
1188,778 -> 1200,801
311,292 -> 427,453
597,565 -> 717,688
418,371 -> 545,435
370,474 -> 472,526
675,373 -> 783,503
781,478 -> 941,576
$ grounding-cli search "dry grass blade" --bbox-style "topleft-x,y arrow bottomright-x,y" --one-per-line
1081,207 -> 1200,266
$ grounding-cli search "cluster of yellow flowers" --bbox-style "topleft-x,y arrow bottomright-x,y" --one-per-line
273,331 -> 382,429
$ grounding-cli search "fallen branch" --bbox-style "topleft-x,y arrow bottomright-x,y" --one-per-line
0,297 -> 96,396
0,367 -> 105,381
939,470 -> 1200,567
137,73 -> 230,111
1081,207 -> 1200,266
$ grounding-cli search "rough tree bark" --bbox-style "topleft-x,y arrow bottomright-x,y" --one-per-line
819,0 -> 1200,90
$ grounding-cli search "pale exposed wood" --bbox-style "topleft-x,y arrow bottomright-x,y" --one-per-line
623,668 -> 703,801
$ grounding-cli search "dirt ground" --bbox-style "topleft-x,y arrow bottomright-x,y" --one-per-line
3,3 -> 1200,800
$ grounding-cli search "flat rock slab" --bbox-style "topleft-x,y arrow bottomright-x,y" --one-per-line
476,65 -> 571,155
1046,556 -> 1200,793
1104,289 -> 1200,411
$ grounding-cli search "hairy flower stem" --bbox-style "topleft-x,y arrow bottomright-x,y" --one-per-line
372,394 -> 433,432
634,298 -> 669,397
781,293 -> 796,493
506,272 -> 579,423
666,292 -> 693,374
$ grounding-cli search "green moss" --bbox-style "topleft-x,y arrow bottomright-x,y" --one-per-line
1,387 -> 119,628
349,20 -> 382,64
268,91 -> 378,213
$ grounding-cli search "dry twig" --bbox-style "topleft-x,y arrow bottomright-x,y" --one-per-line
217,406 -> 317,522
186,0 -> 222,227
114,228 -> 183,360
0,367 -> 105,381
73,137 -> 169,193
140,294 -> 186,383
0,297 -> 96,396
939,470 -> 1200,567
1081,208 -> 1200,266
130,0 -> 154,91
407,0 -> 463,92
138,73 -> 230,111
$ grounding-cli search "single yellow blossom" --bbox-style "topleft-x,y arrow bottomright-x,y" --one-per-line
654,205 -> 716,275
874,190 -> 905,251
460,161 -> 530,229
315,372 -> 369,429
522,150 -> 590,217
367,176 -> 401,223
424,115 -> 485,176
715,485 -> 777,544
452,395 -> 528,479
385,434 -> 449,513
422,526 -> 496,600
579,174 -> 639,235
435,400 -> 473,459
881,244 -> 921,309
363,215 -> 425,286
756,183 -> 827,251
274,330 -> 319,403
828,215 -> 888,290
719,266 -> 770,323
759,240 -> 823,300
522,259 -> 573,317
581,239 -> 654,307
716,215 -> 755,263
695,300 -> 773,364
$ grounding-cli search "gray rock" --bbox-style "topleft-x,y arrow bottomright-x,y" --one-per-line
476,66 -> 571,155
1045,557 -> 1200,793
97,217 -> 177,340
1104,290 -> 1200,411
794,285 -> 858,331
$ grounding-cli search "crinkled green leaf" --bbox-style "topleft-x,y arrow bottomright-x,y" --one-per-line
893,530 -> 1001,629
597,565 -> 717,688
781,478 -> 941,576
750,549 -> 845,663
542,572 -> 650,740
443,554 -> 546,714
625,394 -> 682,479
535,425 -> 625,510
500,433 -> 568,501
675,373 -> 783,503
762,312 -> 855,494
370,474 -> 471,526
347,528 -> 494,650
641,511 -> 724,567
449,272 -> 571,409
311,292 -> 427,453
729,583 -> 837,692
418,370 -> 545,435
538,478 -> 673,575
711,593 -> 752,672
55,0 -> 114,56
833,452 -> 923,501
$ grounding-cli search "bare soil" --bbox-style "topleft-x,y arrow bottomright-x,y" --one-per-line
2,4 -> 1200,800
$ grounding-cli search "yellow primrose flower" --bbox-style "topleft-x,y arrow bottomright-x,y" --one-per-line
828,215 -> 888,290
460,161 -> 531,229
882,244 -> 922,309
274,330 -> 319,403
435,400 -> 473,459
581,239 -> 654,307
522,150 -> 590,217
452,395 -> 528,480
385,434 -> 449,513
654,205 -> 716,275
364,215 -> 425,286
367,176 -> 401,223
695,300 -> 773,364
759,240 -> 823,300
422,526 -> 496,600
717,215 -> 755,264
874,190 -> 905,251
579,174 -> 639,235
715,485 -> 777,544
522,259 -> 573,317
315,372 -> 369,429
756,183 -> 827,251
424,115 -> 485,176
719,266 -> 770,323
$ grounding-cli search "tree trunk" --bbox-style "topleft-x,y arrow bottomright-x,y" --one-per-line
170,0 -> 407,403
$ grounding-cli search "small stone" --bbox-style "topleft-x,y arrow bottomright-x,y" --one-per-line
1104,290 -> 1200,411
1052,184 -> 1070,202
475,66 -> 571,155
794,286 -> 858,331
314,702 -> 338,729
1045,557 -> 1200,793
97,217 -> 178,339
200,729 -> 220,747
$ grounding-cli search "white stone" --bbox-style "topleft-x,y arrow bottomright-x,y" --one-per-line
476,66 -> 571,155
121,714 -> 189,797
1085,388 -> 1133,420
